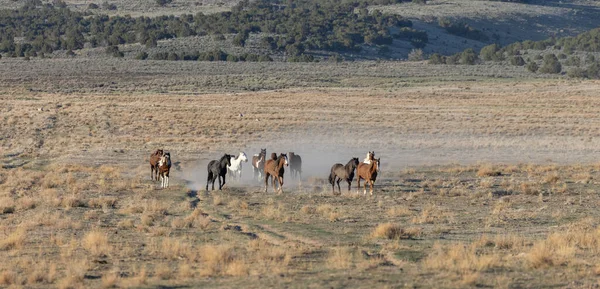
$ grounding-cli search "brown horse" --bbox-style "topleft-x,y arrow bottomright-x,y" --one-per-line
288,152 -> 302,180
264,153 -> 288,194
158,152 -> 171,189
252,148 -> 266,181
149,149 -> 164,181
328,157 -> 359,195
356,157 -> 380,195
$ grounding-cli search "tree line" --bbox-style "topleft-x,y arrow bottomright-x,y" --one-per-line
0,0 -> 421,59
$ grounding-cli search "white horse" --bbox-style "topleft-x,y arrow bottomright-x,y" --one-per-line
227,152 -> 248,181
363,151 -> 375,164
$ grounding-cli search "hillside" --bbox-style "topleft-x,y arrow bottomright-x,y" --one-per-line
0,0 -> 599,61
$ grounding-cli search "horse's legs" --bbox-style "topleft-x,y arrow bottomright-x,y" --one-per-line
363,179 -> 368,195
220,174 -> 226,190
369,180 -> 374,195
278,175 -> 284,194
347,179 -> 352,193
264,173 -> 269,193
272,175 -> 277,193
150,165 -> 154,181
336,178 -> 342,194
357,177 -> 361,194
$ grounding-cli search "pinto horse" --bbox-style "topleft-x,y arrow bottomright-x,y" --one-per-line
356,157 -> 380,195
149,149 -> 164,181
227,152 -> 248,181
252,148 -> 266,181
288,152 -> 302,180
328,157 -> 359,195
363,151 -> 375,164
264,153 -> 288,194
206,154 -> 233,191
158,152 -> 171,188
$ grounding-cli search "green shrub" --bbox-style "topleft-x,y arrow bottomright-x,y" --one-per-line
527,61 -> 539,73
480,44 -> 499,61
428,53 -> 445,64
539,54 -> 562,74
510,56 -> 525,66
567,68 -> 586,78
135,51 -> 148,60
564,56 -> 581,67
459,48 -> 477,65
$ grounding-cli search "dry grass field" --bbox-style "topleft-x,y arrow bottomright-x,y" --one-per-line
3,59 -> 600,288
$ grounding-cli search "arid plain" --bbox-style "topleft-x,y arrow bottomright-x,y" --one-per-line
3,58 -> 600,288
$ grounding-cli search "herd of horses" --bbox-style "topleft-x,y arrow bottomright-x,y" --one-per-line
148,149 -> 381,195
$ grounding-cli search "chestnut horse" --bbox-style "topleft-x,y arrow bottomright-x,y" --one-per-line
206,154 -> 233,191
158,152 -> 171,189
328,157 -> 359,195
356,157 -> 380,195
252,148 -> 266,181
264,153 -> 288,194
149,149 -> 164,181
288,152 -> 302,180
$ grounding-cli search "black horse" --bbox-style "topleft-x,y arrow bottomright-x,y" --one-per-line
288,152 -> 302,180
206,154 -> 233,191
328,157 -> 360,195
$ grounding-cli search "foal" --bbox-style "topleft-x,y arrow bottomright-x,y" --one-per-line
356,157 -> 380,195
264,153 -> 288,194
328,157 -> 359,195
206,154 -> 233,191
149,149 -> 164,181
158,152 -> 171,189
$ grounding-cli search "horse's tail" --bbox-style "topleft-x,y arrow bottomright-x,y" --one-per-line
328,168 -> 335,185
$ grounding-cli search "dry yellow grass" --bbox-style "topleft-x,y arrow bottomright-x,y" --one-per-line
327,247 -> 354,270
0,228 -> 26,250
423,242 -> 501,274
82,230 -> 111,257
372,223 -> 420,240
198,244 -> 236,276
476,165 -> 501,177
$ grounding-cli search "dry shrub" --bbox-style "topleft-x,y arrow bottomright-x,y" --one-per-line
422,242 -> 501,273
118,219 -> 134,229
493,234 -> 523,250
155,263 -> 173,280
88,197 -> 117,209
16,196 -> 36,210
461,272 -> 480,286
178,263 -> 194,279
526,234 -> 575,269
327,247 -> 354,269
261,203 -> 287,222
372,223 -> 419,240
143,199 -> 168,215
572,172 -> 592,184
226,260 -> 249,276
543,172 -> 559,184
62,194 -> 86,209
27,268 -> 48,284
159,238 -> 196,260
476,165 -> 501,177
247,239 -> 292,274
101,271 -> 120,288
0,270 -> 17,285
387,206 -> 412,217
213,195 -> 224,206
82,230 -> 111,257
199,244 -> 236,276
0,228 -> 26,250
520,183 -> 540,195
301,205 -> 316,214
171,217 -> 193,229
57,261 -> 87,289
411,204 -> 453,224
0,197 -> 15,214
195,215 -> 212,230
141,214 -> 155,226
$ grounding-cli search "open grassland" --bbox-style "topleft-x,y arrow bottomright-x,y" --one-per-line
3,60 -> 600,288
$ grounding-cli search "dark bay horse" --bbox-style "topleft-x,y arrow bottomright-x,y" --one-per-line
328,157 -> 359,195
206,154 -> 233,191
356,157 -> 380,195
252,148 -> 266,181
264,153 -> 288,194
288,152 -> 302,180
149,149 -> 164,181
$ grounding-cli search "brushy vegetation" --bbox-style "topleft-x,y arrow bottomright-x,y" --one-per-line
0,0 -> 419,59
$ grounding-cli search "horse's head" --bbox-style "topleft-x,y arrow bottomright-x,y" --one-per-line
224,154 -> 232,167
281,153 -> 289,167
155,149 -> 164,156
260,148 -> 266,156
352,157 -> 359,167
375,158 -> 381,173
159,153 -> 170,166
240,152 -> 248,162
